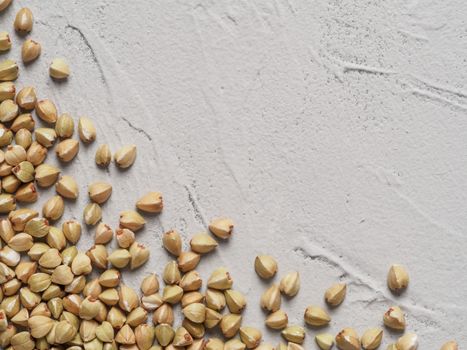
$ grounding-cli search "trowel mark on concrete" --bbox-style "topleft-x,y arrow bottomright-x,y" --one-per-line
65,24 -> 108,87
294,244 -> 437,318
184,185 -> 208,228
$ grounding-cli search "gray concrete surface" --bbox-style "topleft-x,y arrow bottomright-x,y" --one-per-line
3,0 -> 467,347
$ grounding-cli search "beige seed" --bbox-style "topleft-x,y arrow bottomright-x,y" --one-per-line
55,113 -> 74,138
95,321 -> 114,343
129,242 -> 149,269
5,145 -> 26,165
118,284 -> 139,312
14,129 -> 32,149
0,193 -> 16,213
114,144 -> 136,168
108,249 -> 131,269
50,58 -> 70,79
225,289 -> 247,314
260,284 -> 281,312
190,232 -> 218,254
79,319 -> 98,342
152,303 -> 174,325
0,0 -> 11,12
361,328 -> 383,350
387,264 -> 409,294
95,222 -> 113,244
280,271 -> 300,297
21,39 -> 41,63
15,183 -> 38,203
0,324 -> 16,347
28,315 -> 54,338
209,217 -> 234,239
88,181 -> 112,204
265,309 -> 288,330
135,324 -> 154,350
62,220 -> 81,243
15,261 -> 37,283
180,270 -> 202,291
10,308 -> 28,327
154,324 -> 174,347
239,327 -> 262,349
162,285 -> 184,304
162,230 -> 182,256
115,324 -> 136,345
119,210 -> 145,231
78,117 -> 96,143
11,331 -> 35,350
281,326 -> 305,344
126,306 -> 148,327
107,306 -> 126,329
182,303 -> 206,323
182,292 -> 205,309
36,99 -> 57,124
84,203 -> 102,225
206,338 -> 224,350
254,255 -> 277,279
55,175 -> 79,199
0,81 -> 15,101
0,218 -> 14,242
88,245 -> 109,270
47,226 -> 66,250
141,293 -> 163,311
116,228 -> 135,248
204,307 -> 222,329
173,326 -> 193,347
55,320 -> 77,344
16,87 -> 36,110
98,288 -> 119,306
83,278 -> 102,299
56,139 -> 79,162
335,328 -> 360,350
14,8 -> 33,33
8,233 -> 33,252
305,305 -> 331,327
208,267 -> 233,290
396,333 -> 418,350
0,32 -> 11,52
440,341 -> 458,350
42,195 -> 64,221
35,128 -> 57,147
35,164 -> 60,187
26,142 -> 46,166
383,306 -> 406,330
205,288 -> 226,311
0,99 -> 19,122
220,313 -> 242,338
51,265 -> 73,285
178,251 -> 201,272
315,333 -> 334,350
71,252 -> 92,275
11,114 -> 34,133
38,248 -> 61,269
136,192 -> 163,213
0,59 -> 18,81
325,282 -> 346,307
95,144 -> 111,167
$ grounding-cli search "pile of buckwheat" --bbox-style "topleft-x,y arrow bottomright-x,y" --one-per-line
0,1 -> 459,350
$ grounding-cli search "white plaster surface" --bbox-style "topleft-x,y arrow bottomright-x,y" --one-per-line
2,0 -> 467,347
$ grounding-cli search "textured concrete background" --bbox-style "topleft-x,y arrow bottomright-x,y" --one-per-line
3,0 -> 467,347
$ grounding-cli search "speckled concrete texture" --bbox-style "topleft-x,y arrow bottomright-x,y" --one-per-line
3,0 -> 466,347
